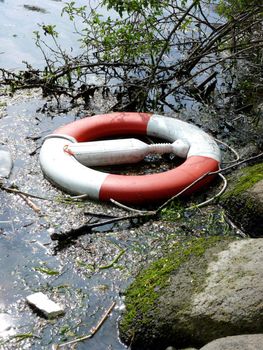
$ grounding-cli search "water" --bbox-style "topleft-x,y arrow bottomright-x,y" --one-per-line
0,1 -> 132,338
0,90 -> 131,349
0,0 -> 106,69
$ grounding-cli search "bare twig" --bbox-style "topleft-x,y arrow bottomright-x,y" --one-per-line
1,185 -> 51,201
18,193 -> 41,214
161,42 -> 263,99
85,211 -> 154,229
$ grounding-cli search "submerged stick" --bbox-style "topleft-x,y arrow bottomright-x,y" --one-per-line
52,301 -> 116,349
18,193 -> 41,214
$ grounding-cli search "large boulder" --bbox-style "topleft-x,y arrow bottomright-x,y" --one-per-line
221,163 -> 263,237
200,334 -> 263,350
119,237 -> 263,349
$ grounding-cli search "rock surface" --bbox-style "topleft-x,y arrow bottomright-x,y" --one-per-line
119,237 -> 263,349
221,163 -> 263,237
199,334 -> 263,350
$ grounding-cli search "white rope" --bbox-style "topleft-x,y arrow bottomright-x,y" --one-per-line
215,138 -> 240,163
188,173 -> 228,209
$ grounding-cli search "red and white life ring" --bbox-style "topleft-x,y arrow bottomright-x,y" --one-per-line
39,112 -> 221,204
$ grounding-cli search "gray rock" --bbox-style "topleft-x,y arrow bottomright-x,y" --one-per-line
166,347 -> 197,350
119,238 -> 263,349
200,334 -> 263,350
0,149 -> 12,178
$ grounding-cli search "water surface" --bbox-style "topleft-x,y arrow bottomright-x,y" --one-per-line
0,0 -> 102,69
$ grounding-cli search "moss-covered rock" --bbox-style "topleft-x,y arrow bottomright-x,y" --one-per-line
119,237 -> 263,349
119,237 -> 233,349
221,163 -> 263,237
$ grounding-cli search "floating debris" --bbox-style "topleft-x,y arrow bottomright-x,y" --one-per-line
26,292 -> 65,319
23,4 -> 48,13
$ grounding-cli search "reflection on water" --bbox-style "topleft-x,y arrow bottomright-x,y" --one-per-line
0,313 -> 16,338
0,0 -> 101,69
23,4 -> 48,13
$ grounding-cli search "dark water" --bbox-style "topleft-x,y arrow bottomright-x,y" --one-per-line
0,91 -> 240,350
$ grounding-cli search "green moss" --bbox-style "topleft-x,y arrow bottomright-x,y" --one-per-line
222,163 -> 263,200
160,199 -> 184,222
0,101 -> 7,107
121,236 -> 231,334
220,163 -> 263,236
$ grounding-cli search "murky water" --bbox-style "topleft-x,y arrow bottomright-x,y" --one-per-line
0,0 -> 111,69
0,89 -> 197,350
0,90 -> 129,349
0,3 -> 175,348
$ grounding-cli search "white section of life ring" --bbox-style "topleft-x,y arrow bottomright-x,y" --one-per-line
40,138 -> 108,197
148,114 -> 220,162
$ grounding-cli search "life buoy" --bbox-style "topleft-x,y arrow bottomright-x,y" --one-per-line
39,112 -> 221,204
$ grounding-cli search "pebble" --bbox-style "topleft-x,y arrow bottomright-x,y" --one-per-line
26,292 -> 65,319
0,149 -> 12,178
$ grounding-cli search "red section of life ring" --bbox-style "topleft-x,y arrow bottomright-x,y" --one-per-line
47,112 -> 220,204
55,112 -> 151,142
99,156 -> 218,203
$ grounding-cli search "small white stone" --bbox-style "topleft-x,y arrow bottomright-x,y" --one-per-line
0,149 -> 12,178
26,292 -> 65,319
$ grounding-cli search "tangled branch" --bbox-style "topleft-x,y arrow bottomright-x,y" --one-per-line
0,2 -> 262,110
